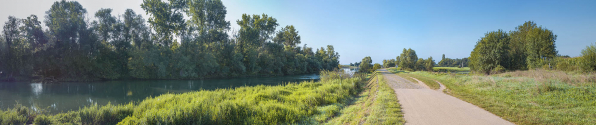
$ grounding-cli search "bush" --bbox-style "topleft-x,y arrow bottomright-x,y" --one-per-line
79,103 -> 134,125
33,114 -> 53,125
581,43 -> 596,72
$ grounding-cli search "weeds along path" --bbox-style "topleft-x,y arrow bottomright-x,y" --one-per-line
378,69 -> 513,125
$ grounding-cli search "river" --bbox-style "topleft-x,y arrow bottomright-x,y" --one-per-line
0,74 -> 320,114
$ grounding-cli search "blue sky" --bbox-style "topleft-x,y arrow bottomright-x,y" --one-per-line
1,0 -> 595,64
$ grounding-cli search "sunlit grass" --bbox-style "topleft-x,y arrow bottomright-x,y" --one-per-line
394,73 -> 441,90
0,71 -> 365,125
412,70 -> 596,124
327,73 -> 404,125
432,67 -> 470,73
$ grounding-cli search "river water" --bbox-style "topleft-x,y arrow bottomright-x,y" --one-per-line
0,74 -> 320,114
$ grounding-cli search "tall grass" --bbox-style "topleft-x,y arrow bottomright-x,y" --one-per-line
0,71 -> 365,125
327,73 -> 404,125
414,70 -> 596,124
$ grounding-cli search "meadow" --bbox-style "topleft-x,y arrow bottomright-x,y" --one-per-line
0,71 -> 366,125
409,70 -> 596,124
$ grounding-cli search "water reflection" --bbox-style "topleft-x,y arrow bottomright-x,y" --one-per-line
0,74 -> 319,113
30,83 -> 43,96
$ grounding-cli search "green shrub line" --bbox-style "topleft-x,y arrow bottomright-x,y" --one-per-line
412,70 -> 596,124
432,67 -> 470,73
1,71 -> 366,125
327,73 -> 405,125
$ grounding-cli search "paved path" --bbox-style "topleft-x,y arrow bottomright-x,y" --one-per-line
378,69 -> 513,125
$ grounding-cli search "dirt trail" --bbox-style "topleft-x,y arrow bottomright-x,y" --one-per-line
378,69 -> 513,125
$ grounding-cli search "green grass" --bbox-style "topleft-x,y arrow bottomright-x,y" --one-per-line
394,73 -> 441,90
433,67 -> 470,74
327,73 -> 405,125
412,70 -> 596,124
0,71 -> 365,125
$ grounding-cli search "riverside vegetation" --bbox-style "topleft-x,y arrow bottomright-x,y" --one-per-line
0,70 -> 373,125
0,0 -> 339,82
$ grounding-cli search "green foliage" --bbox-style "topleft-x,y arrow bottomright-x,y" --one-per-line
438,55 -> 468,67
432,67 -> 470,74
580,43 -> 596,71
470,21 -> 560,74
372,63 -> 381,71
327,74 -> 405,125
0,0 -> 339,81
382,59 -> 396,68
79,103 -> 134,125
469,30 -> 510,74
417,70 -> 596,124
0,73 -> 363,125
359,56 -> 373,73
0,104 -> 33,125
398,48 -> 418,71
33,114 -> 53,125
425,57 -> 435,71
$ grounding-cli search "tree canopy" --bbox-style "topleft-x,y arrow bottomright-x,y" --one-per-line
0,0 -> 340,81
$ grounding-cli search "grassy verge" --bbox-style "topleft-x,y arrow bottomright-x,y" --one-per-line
327,73 -> 404,125
411,70 -> 596,124
394,73 -> 440,90
1,71 -> 365,125
432,67 -> 470,74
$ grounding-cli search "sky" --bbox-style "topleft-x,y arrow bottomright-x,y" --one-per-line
1,0 -> 595,64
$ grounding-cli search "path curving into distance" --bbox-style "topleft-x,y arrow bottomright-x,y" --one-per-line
378,69 -> 513,125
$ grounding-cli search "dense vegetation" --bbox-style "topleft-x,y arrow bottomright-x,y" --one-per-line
437,54 -> 469,67
358,56 -> 373,73
0,0 -> 339,82
0,70 -> 364,125
382,59 -> 396,68
395,48 -> 434,71
412,70 -> 596,124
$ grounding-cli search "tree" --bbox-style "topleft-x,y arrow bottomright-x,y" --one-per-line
425,57 -> 435,71
525,25 -> 557,69
469,30 -> 510,74
359,56 -> 372,73
273,25 -> 301,48
580,43 -> 596,71
398,48 -> 418,71
141,0 -> 186,47
372,63 -> 381,71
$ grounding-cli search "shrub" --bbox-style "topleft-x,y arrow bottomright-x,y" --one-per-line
581,43 -> 596,72
33,114 -> 53,125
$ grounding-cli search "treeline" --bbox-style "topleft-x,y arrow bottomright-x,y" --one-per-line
356,56 -> 382,73
373,48 -> 435,72
438,54 -> 469,67
396,48 -> 435,71
469,21 -> 595,74
0,0 -> 339,81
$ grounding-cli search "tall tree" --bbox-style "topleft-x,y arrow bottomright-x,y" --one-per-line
141,0 -> 186,47
359,56 -> 372,73
469,30 -> 510,74
273,25 -> 301,48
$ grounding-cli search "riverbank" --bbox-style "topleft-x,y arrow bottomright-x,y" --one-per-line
0,71 -> 364,124
406,70 -> 596,124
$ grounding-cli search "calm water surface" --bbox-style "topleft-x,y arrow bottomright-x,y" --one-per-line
0,74 -> 320,113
